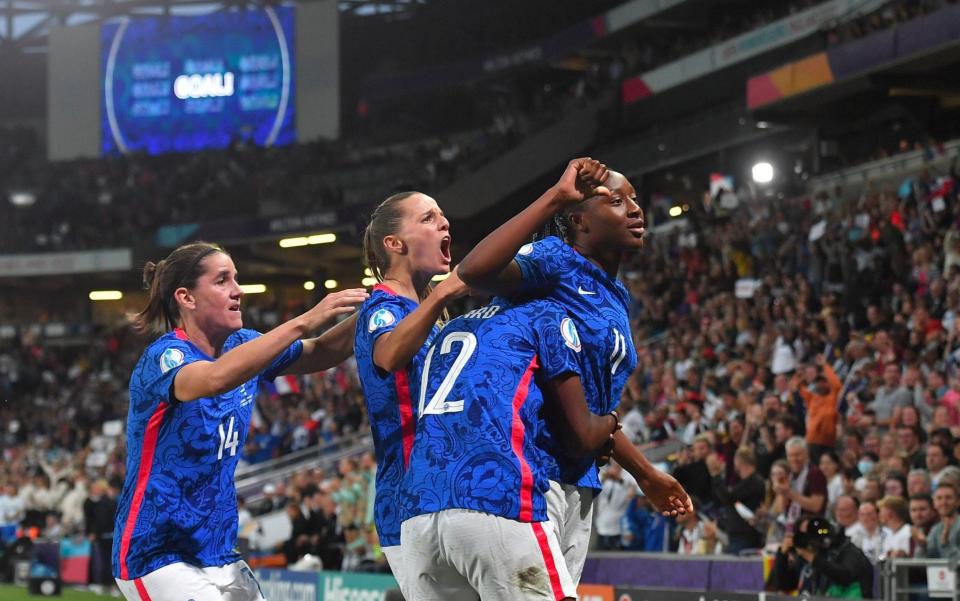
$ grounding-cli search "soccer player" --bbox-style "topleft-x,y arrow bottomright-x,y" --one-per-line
355,192 -> 468,593
458,158 -> 692,584
113,241 -> 368,601
401,297 -> 619,600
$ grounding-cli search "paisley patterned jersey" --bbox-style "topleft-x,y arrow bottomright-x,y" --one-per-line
354,283 -> 438,546
401,298 -> 583,523
112,328 -> 302,579
513,236 -> 639,490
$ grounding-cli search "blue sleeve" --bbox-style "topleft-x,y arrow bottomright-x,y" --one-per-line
532,303 -> 583,381
232,329 -> 304,380
263,339 -> 304,380
143,339 -> 204,404
513,236 -> 568,293
359,296 -> 413,346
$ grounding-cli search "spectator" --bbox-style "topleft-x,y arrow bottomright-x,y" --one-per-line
908,493 -> 937,557
871,365 -> 912,427
621,494 -> 671,552
595,461 -> 640,551
59,473 -> 88,534
877,495 -> 911,558
926,442 -> 952,487
779,437 -> 827,516
850,501 -> 884,564
818,450 -> 844,510
922,482 -> 960,558
710,447 -> 766,554
795,354 -> 841,460
83,479 -> 116,591
673,435 -> 715,508
835,495 -> 861,533
908,468 -> 933,497
674,506 -> 725,555
897,425 -> 926,469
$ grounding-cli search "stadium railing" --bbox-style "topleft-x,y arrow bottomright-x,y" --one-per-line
234,432 -> 373,504
882,557 -> 959,601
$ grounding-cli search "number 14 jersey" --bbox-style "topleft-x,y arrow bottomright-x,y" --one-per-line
400,298 -> 583,524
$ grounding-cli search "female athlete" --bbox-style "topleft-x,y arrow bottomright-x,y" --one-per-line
354,191 -> 469,593
113,241 -> 367,601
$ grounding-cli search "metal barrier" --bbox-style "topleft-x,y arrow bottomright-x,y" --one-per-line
883,558 -> 959,601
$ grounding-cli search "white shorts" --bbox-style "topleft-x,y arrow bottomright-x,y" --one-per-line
382,545 -> 407,598
545,480 -> 596,586
116,560 -> 264,601
401,509 -> 576,601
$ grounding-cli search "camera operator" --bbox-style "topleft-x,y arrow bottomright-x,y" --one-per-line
767,515 -> 873,598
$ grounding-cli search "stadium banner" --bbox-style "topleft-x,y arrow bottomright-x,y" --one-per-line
612,590 -> 845,601
582,553 -> 765,591
747,2 -> 960,109
317,571 -> 399,600
0,248 -> 132,277
622,0 -> 887,104
578,583 -> 615,601
101,6 -> 295,155
256,569 -> 318,601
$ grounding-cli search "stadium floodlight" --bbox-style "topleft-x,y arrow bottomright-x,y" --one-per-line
303,280 -> 316,291
9,191 -> 35,206
89,290 -> 123,301
279,237 -> 309,248
279,233 -> 336,248
239,284 -> 267,294
324,279 -> 338,289
361,276 -> 377,287
669,206 -> 683,218
751,162 -> 774,184
307,233 -> 336,245
432,273 -> 450,282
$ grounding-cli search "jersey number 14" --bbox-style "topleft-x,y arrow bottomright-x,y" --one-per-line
218,416 -> 240,459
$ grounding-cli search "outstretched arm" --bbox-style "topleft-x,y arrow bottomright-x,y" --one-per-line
174,288 -> 368,401
283,314 -> 358,374
373,271 -> 469,373
612,431 -> 693,516
457,158 -> 609,296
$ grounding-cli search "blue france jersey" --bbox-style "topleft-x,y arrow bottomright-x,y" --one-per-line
401,298 -> 583,523
513,236 -> 638,490
354,284 -> 438,546
113,328 -> 301,580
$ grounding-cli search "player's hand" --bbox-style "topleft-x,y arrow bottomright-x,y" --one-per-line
552,158 -> 610,207
595,434 -> 616,467
304,288 -> 369,330
639,470 -> 693,517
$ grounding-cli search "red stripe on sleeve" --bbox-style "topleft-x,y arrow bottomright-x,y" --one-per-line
118,402 -> 169,580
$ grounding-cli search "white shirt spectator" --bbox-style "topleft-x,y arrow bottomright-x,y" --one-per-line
621,407 -> 648,444
0,489 -> 24,525
595,467 -> 639,538
59,481 -> 88,532
851,526 -> 885,564
881,523 -> 911,559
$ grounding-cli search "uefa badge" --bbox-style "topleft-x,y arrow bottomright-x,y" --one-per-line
560,318 -> 581,352
368,308 -> 396,332
160,348 -> 185,374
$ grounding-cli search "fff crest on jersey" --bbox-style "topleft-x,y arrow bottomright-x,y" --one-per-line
368,308 -> 396,332
517,243 -> 534,256
160,348 -> 185,374
560,317 -> 581,352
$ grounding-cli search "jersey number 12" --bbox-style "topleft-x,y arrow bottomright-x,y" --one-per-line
218,416 -> 239,459
418,332 -> 477,418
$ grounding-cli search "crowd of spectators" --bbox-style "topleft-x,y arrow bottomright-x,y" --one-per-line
826,0 -> 958,47
591,145 -> 960,564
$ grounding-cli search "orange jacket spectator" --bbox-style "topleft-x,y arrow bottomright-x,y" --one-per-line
799,362 -> 841,448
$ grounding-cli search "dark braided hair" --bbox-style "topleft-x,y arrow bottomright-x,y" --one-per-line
534,212 -> 572,244
131,241 -> 226,334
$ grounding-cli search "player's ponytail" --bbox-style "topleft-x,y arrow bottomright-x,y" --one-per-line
131,241 -> 225,334
362,191 -> 418,283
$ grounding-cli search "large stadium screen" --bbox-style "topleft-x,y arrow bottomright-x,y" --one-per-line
101,7 -> 295,155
